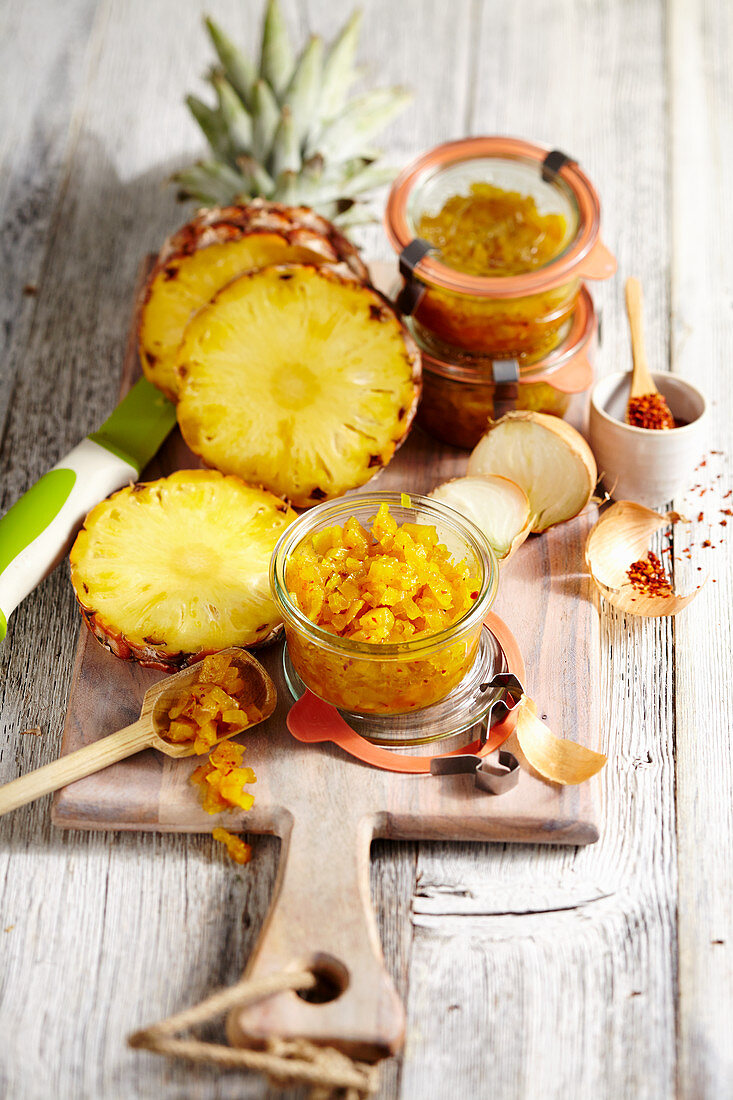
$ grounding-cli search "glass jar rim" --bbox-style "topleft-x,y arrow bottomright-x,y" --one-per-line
385,136 -> 604,298
270,492 -> 499,660
413,284 -> 596,386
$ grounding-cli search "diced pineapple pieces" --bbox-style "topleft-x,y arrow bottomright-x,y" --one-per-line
286,503 -> 480,644
212,828 -> 252,865
190,739 -> 257,817
161,653 -> 261,753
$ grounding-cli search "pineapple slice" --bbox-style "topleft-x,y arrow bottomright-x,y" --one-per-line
69,470 -> 296,670
139,201 -> 369,400
175,263 -> 421,508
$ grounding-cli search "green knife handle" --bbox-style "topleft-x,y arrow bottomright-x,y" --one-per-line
0,439 -> 139,641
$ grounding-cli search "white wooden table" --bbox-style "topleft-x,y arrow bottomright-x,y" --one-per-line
1,1 -> 731,1096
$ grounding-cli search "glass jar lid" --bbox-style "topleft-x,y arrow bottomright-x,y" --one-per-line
413,285 -> 596,394
385,136 -> 616,298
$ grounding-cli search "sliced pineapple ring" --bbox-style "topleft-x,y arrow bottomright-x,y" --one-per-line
70,471 -> 296,671
175,264 -> 421,508
139,201 -> 369,400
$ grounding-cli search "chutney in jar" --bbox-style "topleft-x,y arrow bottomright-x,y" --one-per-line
385,137 -> 616,359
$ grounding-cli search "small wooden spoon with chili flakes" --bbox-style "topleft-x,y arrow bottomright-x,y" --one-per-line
625,277 -> 675,429
0,648 -> 275,818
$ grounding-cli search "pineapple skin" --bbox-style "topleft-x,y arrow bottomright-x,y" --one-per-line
139,200 -> 369,400
175,262 -> 422,509
70,470 -> 296,672
153,201 -> 368,281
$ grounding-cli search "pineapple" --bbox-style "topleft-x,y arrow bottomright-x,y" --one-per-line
174,0 -> 411,226
69,471 -> 296,671
175,264 -> 421,508
139,200 -> 369,400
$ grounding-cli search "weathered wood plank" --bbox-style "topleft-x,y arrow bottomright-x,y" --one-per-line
669,0 -> 733,1096
0,2 -> 282,1098
0,0 -> 98,443
0,1 -> 475,1097
401,0 -> 679,1096
4,0 -> 732,1095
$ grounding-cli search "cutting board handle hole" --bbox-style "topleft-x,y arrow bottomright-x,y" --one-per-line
296,954 -> 350,1005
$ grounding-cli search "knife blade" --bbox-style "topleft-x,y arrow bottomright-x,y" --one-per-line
0,377 -> 176,641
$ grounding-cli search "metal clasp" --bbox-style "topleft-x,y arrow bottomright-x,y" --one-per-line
395,238 -> 435,316
429,672 -> 525,795
491,360 -> 520,419
541,148 -> 578,182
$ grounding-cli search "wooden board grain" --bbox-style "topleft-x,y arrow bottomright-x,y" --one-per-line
48,255 -> 602,1056
52,256 -> 602,845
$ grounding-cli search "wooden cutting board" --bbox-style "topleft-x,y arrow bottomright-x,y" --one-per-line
52,260 -> 602,1058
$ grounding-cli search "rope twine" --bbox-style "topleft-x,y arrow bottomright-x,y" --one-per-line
128,969 -> 381,1099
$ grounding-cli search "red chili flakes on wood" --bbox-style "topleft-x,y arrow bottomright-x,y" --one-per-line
697,511 -> 704,522
702,539 -> 712,548
626,552 -> 674,597
626,393 -> 675,430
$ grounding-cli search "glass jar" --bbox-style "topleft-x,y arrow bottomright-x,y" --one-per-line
270,493 -> 498,716
385,136 -> 615,357
415,286 -> 597,449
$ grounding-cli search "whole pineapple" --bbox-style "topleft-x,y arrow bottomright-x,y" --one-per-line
175,0 -> 411,227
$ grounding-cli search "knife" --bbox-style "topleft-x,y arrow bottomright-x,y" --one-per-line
0,377 -> 176,641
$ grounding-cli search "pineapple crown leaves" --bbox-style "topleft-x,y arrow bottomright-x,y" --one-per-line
173,0 -> 411,227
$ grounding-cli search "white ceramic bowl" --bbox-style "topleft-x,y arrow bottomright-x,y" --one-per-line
588,372 -> 708,506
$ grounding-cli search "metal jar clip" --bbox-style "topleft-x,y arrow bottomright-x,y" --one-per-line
430,672 -> 525,794
395,238 -> 435,316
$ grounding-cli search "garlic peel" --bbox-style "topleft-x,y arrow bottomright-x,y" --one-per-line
584,500 -> 703,617
429,474 -> 532,564
468,411 -> 597,533
515,696 -> 606,785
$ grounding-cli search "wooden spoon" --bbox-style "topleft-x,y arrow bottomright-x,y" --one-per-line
625,277 -> 674,427
0,648 -> 276,817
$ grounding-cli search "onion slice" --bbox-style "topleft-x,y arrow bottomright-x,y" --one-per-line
585,500 -> 703,617
429,475 -> 532,563
515,696 -> 606,785
468,411 -> 597,533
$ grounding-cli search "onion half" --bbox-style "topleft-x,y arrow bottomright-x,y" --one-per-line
429,475 -> 532,563
468,412 -> 597,533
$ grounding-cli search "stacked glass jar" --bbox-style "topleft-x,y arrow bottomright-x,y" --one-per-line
384,137 -> 615,449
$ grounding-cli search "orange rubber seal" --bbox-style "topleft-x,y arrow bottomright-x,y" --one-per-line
286,612 -> 525,774
385,136 -> 616,298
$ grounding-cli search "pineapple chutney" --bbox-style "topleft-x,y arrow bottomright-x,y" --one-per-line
417,182 -> 570,278
385,136 -> 616,358
287,503 -> 479,643
271,494 -> 498,716
412,181 -> 577,357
